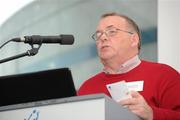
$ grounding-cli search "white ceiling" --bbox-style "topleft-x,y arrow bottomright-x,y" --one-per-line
0,0 -> 34,26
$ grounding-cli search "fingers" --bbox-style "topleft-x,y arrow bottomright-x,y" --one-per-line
130,104 -> 153,120
130,91 -> 142,98
118,91 -> 153,120
128,104 -> 143,111
118,91 -> 141,106
119,97 -> 137,106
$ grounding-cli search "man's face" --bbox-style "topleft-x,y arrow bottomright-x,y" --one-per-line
95,16 -> 135,61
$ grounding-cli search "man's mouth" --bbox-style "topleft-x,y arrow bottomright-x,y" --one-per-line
101,45 -> 109,49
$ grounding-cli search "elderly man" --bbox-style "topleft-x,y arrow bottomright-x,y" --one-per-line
78,12 -> 180,120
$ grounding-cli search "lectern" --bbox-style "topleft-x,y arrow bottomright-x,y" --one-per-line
0,94 -> 141,120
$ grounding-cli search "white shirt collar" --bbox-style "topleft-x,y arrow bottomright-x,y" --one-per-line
103,55 -> 141,74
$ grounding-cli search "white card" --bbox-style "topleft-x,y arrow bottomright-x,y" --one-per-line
106,81 -> 131,102
126,81 -> 144,92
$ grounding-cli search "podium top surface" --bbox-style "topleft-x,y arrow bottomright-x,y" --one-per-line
0,94 -> 107,112
0,94 -> 141,120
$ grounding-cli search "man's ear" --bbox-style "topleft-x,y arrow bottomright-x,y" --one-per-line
130,33 -> 139,47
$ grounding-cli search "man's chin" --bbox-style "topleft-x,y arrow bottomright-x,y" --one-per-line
99,54 -> 113,61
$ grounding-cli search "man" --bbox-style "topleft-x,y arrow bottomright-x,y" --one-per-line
78,12 -> 180,120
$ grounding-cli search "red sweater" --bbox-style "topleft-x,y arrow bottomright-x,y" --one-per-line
78,61 -> 180,120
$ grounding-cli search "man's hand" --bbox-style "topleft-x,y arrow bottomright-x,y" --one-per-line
119,91 -> 153,120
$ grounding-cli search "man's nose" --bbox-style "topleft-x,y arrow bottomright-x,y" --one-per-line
99,32 -> 108,42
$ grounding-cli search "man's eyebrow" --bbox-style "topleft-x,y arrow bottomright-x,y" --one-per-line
96,25 -> 114,33
106,25 -> 114,28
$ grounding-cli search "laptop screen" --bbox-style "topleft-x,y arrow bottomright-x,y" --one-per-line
0,68 -> 77,107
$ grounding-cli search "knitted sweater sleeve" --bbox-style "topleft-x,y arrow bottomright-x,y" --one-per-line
152,66 -> 180,120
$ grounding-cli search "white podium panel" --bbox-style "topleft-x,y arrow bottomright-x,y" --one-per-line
0,94 -> 141,120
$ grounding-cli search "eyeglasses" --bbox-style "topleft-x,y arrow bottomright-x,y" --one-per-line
92,27 -> 133,42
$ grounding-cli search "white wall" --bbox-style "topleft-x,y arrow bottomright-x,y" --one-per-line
158,0 -> 180,71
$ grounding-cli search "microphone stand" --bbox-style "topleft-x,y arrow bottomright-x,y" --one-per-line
0,44 -> 41,64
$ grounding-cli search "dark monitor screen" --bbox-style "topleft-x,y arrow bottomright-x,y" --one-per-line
0,68 -> 77,106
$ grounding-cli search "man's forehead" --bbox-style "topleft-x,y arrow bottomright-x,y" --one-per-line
96,16 -> 126,30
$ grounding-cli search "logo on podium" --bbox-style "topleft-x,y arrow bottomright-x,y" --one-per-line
24,109 -> 40,120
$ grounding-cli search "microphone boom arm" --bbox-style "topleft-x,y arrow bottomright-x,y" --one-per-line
0,44 -> 41,64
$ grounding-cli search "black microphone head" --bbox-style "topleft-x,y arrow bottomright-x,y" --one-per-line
60,35 -> 74,45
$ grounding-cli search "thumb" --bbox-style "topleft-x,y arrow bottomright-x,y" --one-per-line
130,91 -> 141,98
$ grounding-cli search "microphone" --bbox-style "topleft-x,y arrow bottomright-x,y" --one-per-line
11,34 -> 74,45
